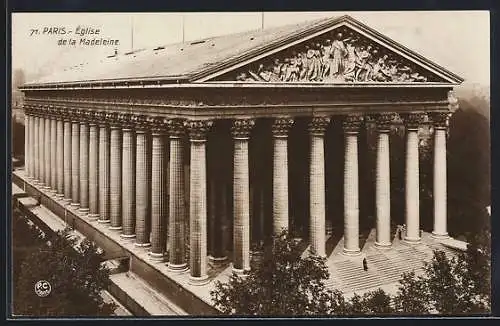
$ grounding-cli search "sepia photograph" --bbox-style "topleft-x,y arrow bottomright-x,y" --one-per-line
10,10 -> 491,317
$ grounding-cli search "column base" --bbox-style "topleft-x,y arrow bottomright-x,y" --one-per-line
109,226 -> 123,231
87,213 -> 99,221
78,207 -> 90,215
431,231 -> 449,239
120,233 -> 136,239
231,265 -> 251,277
168,262 -> 189,273
403,236 -> 421,244
208,255 -> 228,268
43,185 -> 51,190
134,242 -> 151,248
55,193 -> 64,199
70,202 -> 80,208
188,274 -> 209,286
98,219 -> 111,224
148,252 -> 165,262
62,198 -> 72,205
374,241 -> 392,249
49,188 -> 57,194
342,248 -> 361,256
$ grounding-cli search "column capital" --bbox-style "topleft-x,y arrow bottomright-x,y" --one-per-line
105,111 -> 122,128
401,112 -> 426,130
117,113 -> 135,129
231,119 -> 255,139
167,118 -> 186,138
85,110 -> 101,125
186,120 -> 213,141
308,116 -> 330,135
272,117 -> 294,138
375,113 -> 398,132
94,111 -> 108,126
146,116 -> 169,134
428,112 -> 451,129
130,114 -> 150,132
342,114 -> 363,133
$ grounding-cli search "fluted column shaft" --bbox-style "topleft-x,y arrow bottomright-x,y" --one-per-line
39,115 -> 46,185
121,124 -> 136,238
88,121 -> 100,219
375,114 -> 393,248
168,120 -> 187,271
44,115 -> 51,188
343,115 -> 362,255
29,114 -> 36,179
79,121 -> 90,214
431,113 -> 449,238
187,120 -> 212,284
308,117 -> 329,257
149,121 -> 167,261
231,119 -> 254,273
135,121 -> 151,245
98,119 -> 111,223
70,120 -> 80,206
63,118 -> 72,203
24,112 -> 29,177
56,116 -> 64,197
49,115 -> 57,192
109,124 -> 122,230
403,113 -> 423,243
272,118 -> 294,235
35,115 -> 41,183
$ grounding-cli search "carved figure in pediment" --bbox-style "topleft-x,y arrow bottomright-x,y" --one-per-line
330,33 -> 347,78
355,45 -> 373,81
321,39 -> 332,78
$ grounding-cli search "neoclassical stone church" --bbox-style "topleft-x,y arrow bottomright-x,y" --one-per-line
16,15 -> 463,314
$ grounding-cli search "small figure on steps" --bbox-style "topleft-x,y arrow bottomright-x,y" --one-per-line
398,226 -> 403,240
363,258 -> 368,271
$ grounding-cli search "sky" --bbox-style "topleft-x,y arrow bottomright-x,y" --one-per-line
11,11 -> 490,87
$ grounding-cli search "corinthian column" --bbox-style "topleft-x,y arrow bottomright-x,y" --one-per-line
79,115 -> 90,215
34,113 -> 41,183
374,113 -> 395,248
63,112 -> 72,204
402,113 -> 424,243
38,112 -> 46,186
24,108 -> 30,177
133,115 -> 151,246
186,120 -> 213,284
50,111 -> 57,193
70,113 -> 80,207
430,112 -> 450,239
44,112 -> 51,189
56,110 -> 65,198
98,112 -> 110,224
308,117 -> 330,257
109,113 -> 123,230
343,114 -> 363,256
168,119 -> 188,271
231,119 -> 254,274
121,114 -> 137,238
272,117 -> 294,235
149,117 -> 168,261
29,112 -> 36,180
88,112 -> 100,220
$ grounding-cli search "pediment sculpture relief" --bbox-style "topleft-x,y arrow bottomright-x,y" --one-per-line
217,27 -> 443,83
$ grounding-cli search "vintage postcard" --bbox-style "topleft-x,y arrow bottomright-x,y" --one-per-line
10,11 -> 491,317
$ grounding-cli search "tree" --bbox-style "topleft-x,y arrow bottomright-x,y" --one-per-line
210,231 -> 346,316
13,227 -> 116,316
393,230 -> 491,315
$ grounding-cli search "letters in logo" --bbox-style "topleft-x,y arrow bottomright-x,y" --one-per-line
34,280 -> 52,297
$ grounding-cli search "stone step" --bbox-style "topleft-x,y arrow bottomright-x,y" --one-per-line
109,272 -> 187,316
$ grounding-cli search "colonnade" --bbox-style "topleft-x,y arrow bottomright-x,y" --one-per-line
23,105 -> 451,284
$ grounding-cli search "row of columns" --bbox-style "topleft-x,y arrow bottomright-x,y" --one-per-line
23,106 -> 451,285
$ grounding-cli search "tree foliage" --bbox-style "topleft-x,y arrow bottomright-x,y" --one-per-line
13,225 -> 116,316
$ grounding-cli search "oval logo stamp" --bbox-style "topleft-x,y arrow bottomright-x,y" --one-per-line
34,280 -> 51,297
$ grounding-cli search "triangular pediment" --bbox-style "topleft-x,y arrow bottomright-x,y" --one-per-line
201,16 -> 463,85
